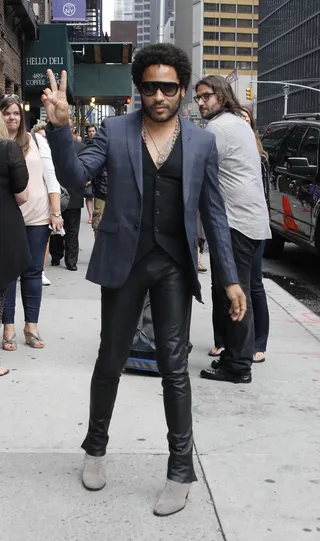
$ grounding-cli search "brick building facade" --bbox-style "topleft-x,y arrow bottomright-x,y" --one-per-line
0,0 -> 37,97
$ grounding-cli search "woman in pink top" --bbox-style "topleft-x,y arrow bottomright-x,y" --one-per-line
1,96 -> 63,350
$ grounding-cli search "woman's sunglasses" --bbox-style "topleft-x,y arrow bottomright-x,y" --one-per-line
140,81 -> 180,97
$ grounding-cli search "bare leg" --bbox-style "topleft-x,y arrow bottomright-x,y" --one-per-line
86,199 -> 93,223
43,242 -> 50,269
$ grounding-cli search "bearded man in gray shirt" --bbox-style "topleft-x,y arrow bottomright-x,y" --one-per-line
196,75 -> 271,383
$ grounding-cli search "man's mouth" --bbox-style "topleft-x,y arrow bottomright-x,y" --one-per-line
152,106 -> 168,112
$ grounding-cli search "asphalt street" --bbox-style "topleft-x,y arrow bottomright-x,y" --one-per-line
263,243 -> 320,316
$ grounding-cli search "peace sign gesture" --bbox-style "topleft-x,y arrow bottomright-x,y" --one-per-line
41,69 -> 69,127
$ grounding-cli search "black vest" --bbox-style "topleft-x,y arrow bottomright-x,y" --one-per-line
135,133 -> 189,265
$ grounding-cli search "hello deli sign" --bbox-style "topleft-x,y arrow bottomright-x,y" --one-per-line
24,56 -> 65,87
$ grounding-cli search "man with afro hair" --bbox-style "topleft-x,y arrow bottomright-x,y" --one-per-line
42,43 -> 245,517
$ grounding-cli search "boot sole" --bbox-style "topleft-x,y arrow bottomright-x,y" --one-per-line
153,494 -> 188,517
82,480 -> 106,492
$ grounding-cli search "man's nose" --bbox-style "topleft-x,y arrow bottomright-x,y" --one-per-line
153,89 -> 164,101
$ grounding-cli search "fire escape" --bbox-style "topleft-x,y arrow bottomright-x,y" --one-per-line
67,0 -> 104,42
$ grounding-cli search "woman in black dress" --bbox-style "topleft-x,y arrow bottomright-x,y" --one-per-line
0,113 -> 30,376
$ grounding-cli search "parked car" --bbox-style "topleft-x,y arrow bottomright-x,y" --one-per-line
261,113 -> 320,258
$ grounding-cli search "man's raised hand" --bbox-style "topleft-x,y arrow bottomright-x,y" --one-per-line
41,70 -> 69,127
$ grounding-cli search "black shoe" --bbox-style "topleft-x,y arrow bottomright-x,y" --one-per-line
51,260 -> 60,267
210,359 -> 221,370
66,265 -> 77,271
200,367 -> 252,384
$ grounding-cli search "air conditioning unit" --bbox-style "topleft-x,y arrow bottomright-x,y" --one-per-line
33,3 -> 40,17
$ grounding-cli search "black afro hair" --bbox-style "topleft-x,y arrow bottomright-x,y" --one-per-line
131,43 -> 192,91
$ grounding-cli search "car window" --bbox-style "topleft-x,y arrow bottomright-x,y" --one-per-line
262,124 -> 288,160
299,127 -> 320,166
280,125 -> 308,166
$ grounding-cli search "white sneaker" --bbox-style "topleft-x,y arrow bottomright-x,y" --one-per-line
42,271 -> 51,286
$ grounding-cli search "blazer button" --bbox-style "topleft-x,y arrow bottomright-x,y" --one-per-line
155,190 -> 160,196
155,226 -> 159,232
134,223 -> 139,229
156,208 -> 160,215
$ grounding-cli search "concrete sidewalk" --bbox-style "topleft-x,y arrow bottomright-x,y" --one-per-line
1,219 -> 319,541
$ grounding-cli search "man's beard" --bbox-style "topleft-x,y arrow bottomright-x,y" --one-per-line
142,96 -> 182,123
200,106 -> 222,121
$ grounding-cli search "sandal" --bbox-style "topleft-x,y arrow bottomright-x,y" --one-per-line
0,367 -> 9,377
208,347 -> 225,358
253,352 -> 266,363
24,331 -> 45,349
198,263 -> 207,273
2,334 -> 17,351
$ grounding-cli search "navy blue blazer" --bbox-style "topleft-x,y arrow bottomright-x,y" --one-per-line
46,110 -> 238,300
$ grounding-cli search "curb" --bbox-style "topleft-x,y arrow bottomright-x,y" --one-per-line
264,278 -> 320,344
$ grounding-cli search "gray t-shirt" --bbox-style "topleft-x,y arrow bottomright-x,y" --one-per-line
206,111 -> 271,240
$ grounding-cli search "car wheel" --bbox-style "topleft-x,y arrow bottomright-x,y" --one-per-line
264,231 -> 285,259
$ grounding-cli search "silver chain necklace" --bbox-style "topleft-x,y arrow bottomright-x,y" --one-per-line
142,116 -> 181,165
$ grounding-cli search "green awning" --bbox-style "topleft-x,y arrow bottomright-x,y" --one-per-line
23,24 -> 74,103
74,64 -> 132,104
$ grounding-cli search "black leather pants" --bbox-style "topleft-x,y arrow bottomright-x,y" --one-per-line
81,248 -> 197,484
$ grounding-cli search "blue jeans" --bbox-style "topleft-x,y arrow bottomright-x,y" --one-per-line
210,239 -> 270,354
251,240 -> 269,352
3,225 -> 50,324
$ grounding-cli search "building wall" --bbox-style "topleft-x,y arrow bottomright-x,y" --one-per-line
0,0 -> 24,95
132,0 -> 152,110
123,0 -> 134,20
163,15 -> 175,43
165,0 -> 175,24
114,0 -> 124,20
175,0 -> 193,106
258,0 -> 320,130
192,0 -> 259,115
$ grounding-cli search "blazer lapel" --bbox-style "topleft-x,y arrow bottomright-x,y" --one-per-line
127,110 -> 143,196
180,115 -> 193,206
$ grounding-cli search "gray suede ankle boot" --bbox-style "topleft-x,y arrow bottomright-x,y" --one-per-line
82,453 -> 106,491
153,480 -> 191,517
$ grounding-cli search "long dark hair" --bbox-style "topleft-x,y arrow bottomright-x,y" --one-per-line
241,106 -> 264,157
195,75 -> 243,116
0,96 -> 30,156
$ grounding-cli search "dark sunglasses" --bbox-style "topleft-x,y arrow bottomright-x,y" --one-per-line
140,81 -> 180,97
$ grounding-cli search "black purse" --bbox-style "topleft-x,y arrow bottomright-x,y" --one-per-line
31,131 -> 70,212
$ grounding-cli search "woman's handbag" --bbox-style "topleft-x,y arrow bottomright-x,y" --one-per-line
60,186 -> 70,212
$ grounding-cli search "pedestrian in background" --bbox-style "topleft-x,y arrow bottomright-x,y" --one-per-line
0,112 -> 30,375
50,119 -> 86,271
31,122 -> 51,286
195,75 -> 271,383
207,106 -> 271,364
83,124 -> 95,224
84,124 -> 108,236
197,212 -> 207,272
240,107 -> 270,363
0,96 -> 63,350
